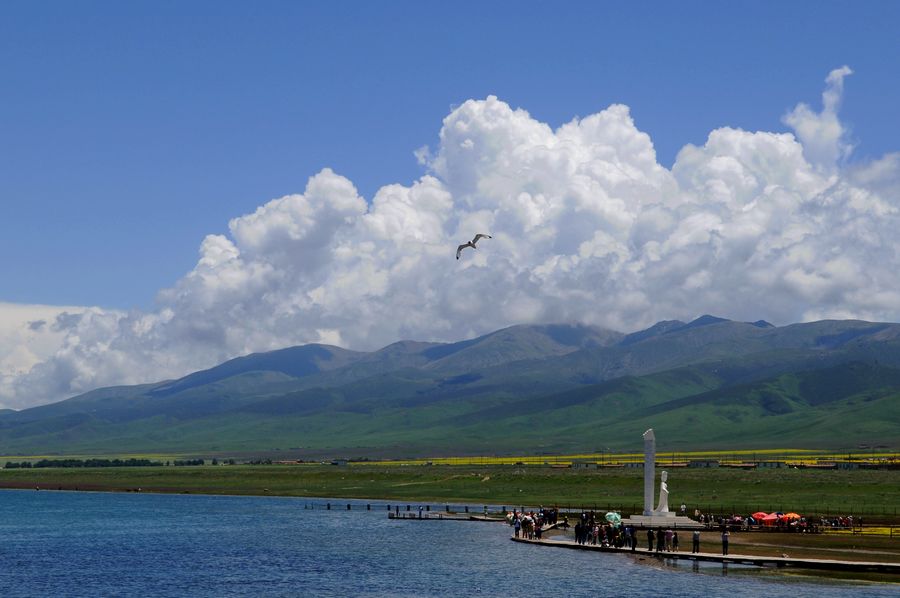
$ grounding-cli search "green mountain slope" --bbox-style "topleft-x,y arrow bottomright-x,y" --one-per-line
1,319 -> 899,456
148,344 -> 363,398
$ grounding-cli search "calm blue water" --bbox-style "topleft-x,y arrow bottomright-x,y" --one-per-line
0,490 -> 893,597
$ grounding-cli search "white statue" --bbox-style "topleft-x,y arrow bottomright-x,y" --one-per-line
655,470 -> 669,514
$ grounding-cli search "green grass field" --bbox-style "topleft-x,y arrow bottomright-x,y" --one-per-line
2,465 -> 898,520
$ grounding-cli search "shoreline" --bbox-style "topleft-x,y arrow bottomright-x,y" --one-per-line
2,465 -> 898,517
512,536 -> 900,585
513,536 -> 900,573
0,483 -> 514,512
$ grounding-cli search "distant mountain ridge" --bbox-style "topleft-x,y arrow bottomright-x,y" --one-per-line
1,316 -> 898,457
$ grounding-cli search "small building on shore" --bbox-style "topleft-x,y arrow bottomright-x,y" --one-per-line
571,460 -> 599,469
836,461 -> 860,470
756,461 -> 786,469
688,459 -> 720,468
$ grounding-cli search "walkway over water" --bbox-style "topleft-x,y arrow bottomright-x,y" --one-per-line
511,537 -> 900,574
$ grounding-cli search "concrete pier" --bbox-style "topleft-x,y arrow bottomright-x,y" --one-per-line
388,512 -> 505,522
511,537 -> 900,574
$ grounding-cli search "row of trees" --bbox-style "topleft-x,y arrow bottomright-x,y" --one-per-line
4,458 -> 163,469
3,457 -> 243,468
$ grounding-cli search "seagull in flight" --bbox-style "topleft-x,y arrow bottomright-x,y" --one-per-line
456,234 -> 492,260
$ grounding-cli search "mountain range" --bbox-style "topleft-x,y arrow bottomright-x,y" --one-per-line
1,316 -> 898,457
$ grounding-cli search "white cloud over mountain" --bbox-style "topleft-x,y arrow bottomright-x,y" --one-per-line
3,66 -> 899,409
783,65 -> 855,172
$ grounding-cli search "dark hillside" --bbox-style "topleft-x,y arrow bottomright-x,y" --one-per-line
0,319 -> 898,455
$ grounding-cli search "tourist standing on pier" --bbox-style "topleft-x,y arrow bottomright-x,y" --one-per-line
692,530 -> 701,553
721,529 -> 730,555
672,530 -> 679,552
647,528 -> 654,551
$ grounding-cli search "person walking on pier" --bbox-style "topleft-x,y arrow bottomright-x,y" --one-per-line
656,528 -> 664,553
672,530 -> 679,552
647,528 -> 654,551
721,529 -> 730,555
692,530 -> 701,553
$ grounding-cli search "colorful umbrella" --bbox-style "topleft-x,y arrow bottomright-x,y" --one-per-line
605,512 -> 622,525
781,512 -> 801,521
751,512 -> 768,520
761,513 -> 780,526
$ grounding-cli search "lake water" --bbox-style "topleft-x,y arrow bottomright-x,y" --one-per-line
0,489 -> 893,597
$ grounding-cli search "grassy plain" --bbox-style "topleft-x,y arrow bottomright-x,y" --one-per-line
1,465 -> 898,520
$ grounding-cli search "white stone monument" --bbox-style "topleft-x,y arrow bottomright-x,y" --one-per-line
622,429 -> 702,529
643,428 -> 655,516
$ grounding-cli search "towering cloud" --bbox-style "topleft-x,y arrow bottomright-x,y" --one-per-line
783,66 -> 855,172
2,68 -> 898,409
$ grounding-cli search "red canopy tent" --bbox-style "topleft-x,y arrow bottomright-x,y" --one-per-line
761,513 -> 780,526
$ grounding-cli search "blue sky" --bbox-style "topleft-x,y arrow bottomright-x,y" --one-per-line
2,1 -> 899,309
5,1 -> 900,407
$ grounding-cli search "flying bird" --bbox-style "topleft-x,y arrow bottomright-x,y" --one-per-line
456,234 -> 492,260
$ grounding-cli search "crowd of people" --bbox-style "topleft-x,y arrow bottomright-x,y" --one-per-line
509,509 -> 741,556
507,507 -> 561,540
573,516 -> 630,548
695,511 -> 859,533
509,506 -> 861,557
511,510 -> 718,553
820,515 -> 858,528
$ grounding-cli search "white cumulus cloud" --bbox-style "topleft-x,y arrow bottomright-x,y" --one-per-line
783,65 -> 854,172
2,67 -> 899,409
